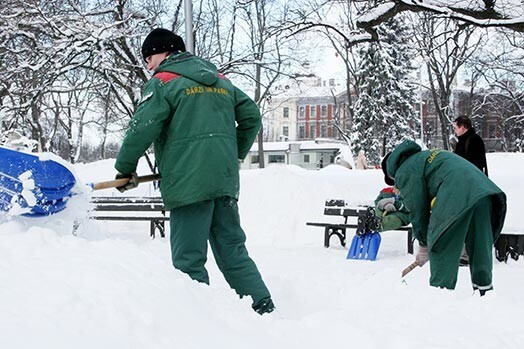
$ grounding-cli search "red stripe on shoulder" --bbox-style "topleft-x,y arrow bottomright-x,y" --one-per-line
217,73 -> 228,80
154,72 -> 181,83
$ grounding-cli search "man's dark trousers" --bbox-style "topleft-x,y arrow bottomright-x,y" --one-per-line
169,196 -> 271,304
429,197 -> 494,290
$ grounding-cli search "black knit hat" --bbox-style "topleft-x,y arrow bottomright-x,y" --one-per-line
381,153 -> 395,186
141,28 -> 186,61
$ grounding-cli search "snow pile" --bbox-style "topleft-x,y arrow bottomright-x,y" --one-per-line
0,153 -> 523,348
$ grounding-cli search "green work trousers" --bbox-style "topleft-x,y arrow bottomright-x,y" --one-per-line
429,197 -> 494,290
169,196 -> 271,304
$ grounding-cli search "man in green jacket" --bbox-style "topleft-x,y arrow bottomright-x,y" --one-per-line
382,140 -> 506,295
114,28 -> 274,314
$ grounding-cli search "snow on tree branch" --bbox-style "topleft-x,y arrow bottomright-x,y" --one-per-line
357,0 -> 524,39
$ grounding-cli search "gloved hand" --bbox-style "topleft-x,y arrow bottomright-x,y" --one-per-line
416,245 -> 429,266
115,172 -> 139,193
377,198 -> 396,212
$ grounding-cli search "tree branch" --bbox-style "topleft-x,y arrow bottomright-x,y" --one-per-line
357,0 -> 524,38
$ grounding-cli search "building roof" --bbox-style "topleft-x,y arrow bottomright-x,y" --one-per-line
249,140 -> 355,168
270,68 -> 345,100
250,140 -> 348,152
274,83 -> 343,100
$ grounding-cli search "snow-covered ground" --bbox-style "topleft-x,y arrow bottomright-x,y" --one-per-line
1,153 -> 523,348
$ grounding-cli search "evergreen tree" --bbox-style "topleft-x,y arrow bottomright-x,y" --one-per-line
351,17 -> 419,165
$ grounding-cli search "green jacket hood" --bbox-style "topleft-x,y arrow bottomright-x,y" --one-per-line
387,140 -> 421,179
157,52 -> 218,86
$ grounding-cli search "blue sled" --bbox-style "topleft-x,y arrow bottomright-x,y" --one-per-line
347,232 -> 381,261
0,146 -> 76,216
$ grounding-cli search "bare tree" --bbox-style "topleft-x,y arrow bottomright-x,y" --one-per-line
229,0 -> 302,168
305,1 -> 361,128
464,31 -> 524,150
0,0 -> 162,162
357,0 -> 524,42
414,15 -> 484,149
43,75 -> 93,162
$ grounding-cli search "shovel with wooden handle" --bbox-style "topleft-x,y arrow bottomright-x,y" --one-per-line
90,174 -> 161,191
401,261 -> 419,278
71,173 -> 162,235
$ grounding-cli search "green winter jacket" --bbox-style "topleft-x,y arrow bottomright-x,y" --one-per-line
374,187 -> 410,231
386,140 -> 506,249
115,53 -> 261,209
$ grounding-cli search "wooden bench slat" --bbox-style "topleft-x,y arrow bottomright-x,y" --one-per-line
325,199 -> 345,207
323,207 -> 369,216
88,196 -> 168,238
91,197 -> 164,204
92,216 -> 170,221
93,204 -> 165,211
307,222 -> 411,231
324,208 -> 342,215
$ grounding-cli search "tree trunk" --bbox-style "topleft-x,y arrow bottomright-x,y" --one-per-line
255,61 -> 265,168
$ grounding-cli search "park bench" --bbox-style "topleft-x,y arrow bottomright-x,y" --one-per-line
306,199 -> 414,254
90,196 -> 169,238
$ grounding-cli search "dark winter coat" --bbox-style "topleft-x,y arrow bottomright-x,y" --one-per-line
115,52 -> 261,209
454,127 -> 488,176
385,140 -> 506,250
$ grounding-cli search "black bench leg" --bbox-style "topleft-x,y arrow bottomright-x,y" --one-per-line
335,228 -> 346,247
150,220 -> 166,239
338,228 -> 346,247
324,227 -> 330,248
324,227 -> 347,248
150,220 -> 155,238
157,220 -> 165,238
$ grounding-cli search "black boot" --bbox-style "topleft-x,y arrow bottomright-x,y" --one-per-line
252,297 -> 275,315
473,285 -> 493,297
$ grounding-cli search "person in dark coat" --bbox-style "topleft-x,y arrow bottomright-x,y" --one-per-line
382,140 -> 506,295
453,116 -> 488,176
453,116 -> 489,266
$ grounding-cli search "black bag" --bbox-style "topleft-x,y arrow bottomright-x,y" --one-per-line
356,207 -> 381,236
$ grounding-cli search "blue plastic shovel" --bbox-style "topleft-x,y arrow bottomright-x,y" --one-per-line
347,231 -> 382,261
0,146 -> 161,216
0,146 -> 76,216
